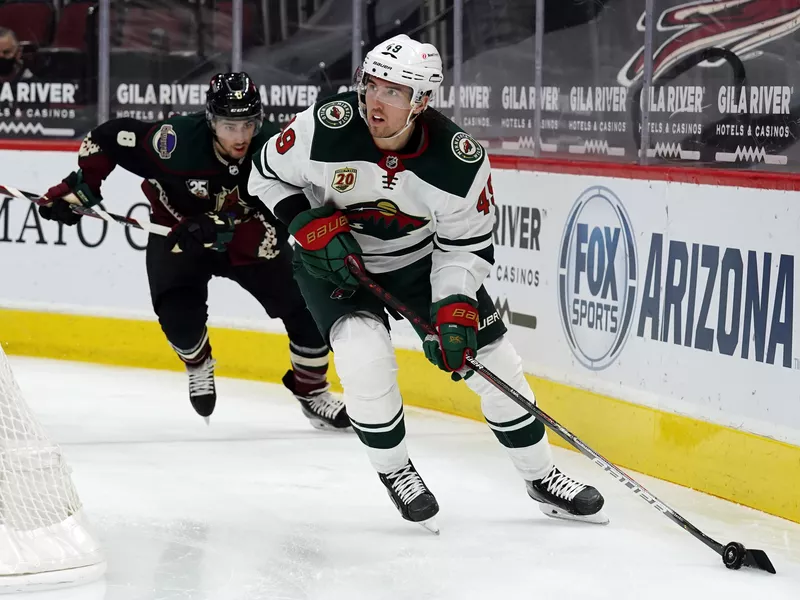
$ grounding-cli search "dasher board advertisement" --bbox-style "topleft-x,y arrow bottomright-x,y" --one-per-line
486,169 -> 800,446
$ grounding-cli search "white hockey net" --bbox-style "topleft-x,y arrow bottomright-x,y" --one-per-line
0,344 -> 105,592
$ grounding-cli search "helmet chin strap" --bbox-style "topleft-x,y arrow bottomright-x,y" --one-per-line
374,122 -> 413,141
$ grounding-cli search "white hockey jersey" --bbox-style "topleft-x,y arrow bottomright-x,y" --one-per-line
247,92 -> 496,303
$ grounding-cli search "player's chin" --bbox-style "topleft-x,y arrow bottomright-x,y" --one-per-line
368,123 -> 391,138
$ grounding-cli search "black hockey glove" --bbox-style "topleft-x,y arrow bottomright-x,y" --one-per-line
38,198 -> 81,226
38,170 -> 102,227
166,212 -> 236,256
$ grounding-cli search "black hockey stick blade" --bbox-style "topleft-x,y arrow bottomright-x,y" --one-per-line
743,548 -> 776,574
722,540 -> 775,573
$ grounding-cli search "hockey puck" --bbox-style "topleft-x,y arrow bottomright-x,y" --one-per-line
723,541 -> 746,570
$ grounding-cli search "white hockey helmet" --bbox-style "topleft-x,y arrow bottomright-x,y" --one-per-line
357,34 -> 444,120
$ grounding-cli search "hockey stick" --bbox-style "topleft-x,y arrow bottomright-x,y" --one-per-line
0,184 -> 171,236
344,255 -> 776,575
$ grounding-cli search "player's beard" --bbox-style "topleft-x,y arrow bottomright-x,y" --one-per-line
227,144 -> 249,160
368,120 -> 396,139
368,114 -> 412,141
215,138 -> 249,161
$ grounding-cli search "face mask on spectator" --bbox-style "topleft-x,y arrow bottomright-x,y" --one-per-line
0,57 -> 17,75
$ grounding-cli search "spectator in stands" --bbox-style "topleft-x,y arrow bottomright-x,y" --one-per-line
0,27 -> 33,84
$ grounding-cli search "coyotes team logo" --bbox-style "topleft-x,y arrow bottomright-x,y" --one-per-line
618,0 -> 800,87
345,199 -> 429,241
214,185 -> 244,211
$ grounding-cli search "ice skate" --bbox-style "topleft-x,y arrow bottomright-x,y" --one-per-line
282,370 -> 351,431
187,355 -> 217,420
527,465 -> 608,524
379,461 -> 440,534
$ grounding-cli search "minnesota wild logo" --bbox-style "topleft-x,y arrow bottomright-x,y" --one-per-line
318,100 -> 353,129
451,132 -> 483,163
345,199 -> 429,241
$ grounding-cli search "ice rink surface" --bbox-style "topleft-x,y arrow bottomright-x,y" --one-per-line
5,356 -> 800,600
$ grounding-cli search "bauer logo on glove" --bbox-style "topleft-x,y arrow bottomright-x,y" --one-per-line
289,205 -> 363,291
301,214 -> 350,249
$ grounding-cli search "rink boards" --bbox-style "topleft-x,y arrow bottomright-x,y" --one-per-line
0,146 -> 798,523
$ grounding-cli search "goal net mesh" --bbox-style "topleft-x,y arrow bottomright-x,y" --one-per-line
0,344 -> 104,589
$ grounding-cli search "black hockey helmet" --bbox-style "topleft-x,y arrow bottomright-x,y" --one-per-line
205,72 -> 263,131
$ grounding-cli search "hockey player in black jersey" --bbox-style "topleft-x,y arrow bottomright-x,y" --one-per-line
38,72 -> 350,431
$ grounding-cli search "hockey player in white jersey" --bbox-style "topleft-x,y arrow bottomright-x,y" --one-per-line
248,34 -> 607,531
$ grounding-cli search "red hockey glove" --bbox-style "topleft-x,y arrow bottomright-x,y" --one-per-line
423,295 -> 478,381
289,205 -> 363,291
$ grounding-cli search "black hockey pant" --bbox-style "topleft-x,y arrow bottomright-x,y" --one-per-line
146,235 -> 327,376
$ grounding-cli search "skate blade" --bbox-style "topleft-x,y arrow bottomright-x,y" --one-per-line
203,416 -> 210,426
418,517 -> 440,535
538,503 -> 609,525
306,417 -> 352,432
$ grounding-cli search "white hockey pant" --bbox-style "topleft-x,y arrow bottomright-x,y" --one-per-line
332,313 -> 552,481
